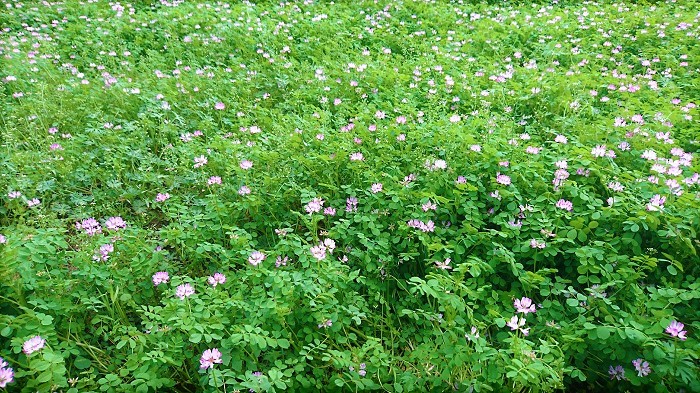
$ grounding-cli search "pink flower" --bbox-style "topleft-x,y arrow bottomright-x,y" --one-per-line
514,297 -> 536,314
323,207 -> 336,216
22,336 -> 46,355
0,366 -> 13,388
152,272 -> 170,286
554,135 -> 568,144
435,258 -> 452,270
591,145 -> 608,158
208,176 -> 222,185
175,283 -> 195,299
76,218 -> 102,236
154,192 -> 170,203
422,201 -> 437,211
305,198 -> 324,214
248,251 -> 265,266
496,173 -> 511,186
665,320 -> 687,340
193,155 -> 208,168
370,183 -> 383,193
214,102 -> 225,110
310,244 -> 327,260
646,194 -> 666,211
449,114 -> 461,123
26,198 -> 40,207
506,316 -> 529,336
7,191 -> 21,199
105,216 -> 127,230
207,273 -> 226,287
350,152 -> 364,161
199,348 -> 223,369
240,160 -> 253,170
632,358 -> 651,377
395,116 -> 407,124
0,235 -> 6,244
323,238 -> 336,253
555,199 -> 573,212
238,185 -> 251,196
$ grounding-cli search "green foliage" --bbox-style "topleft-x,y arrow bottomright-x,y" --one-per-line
0,0 -> 699,392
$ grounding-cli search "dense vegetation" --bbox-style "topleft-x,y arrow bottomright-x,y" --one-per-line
1,0 -> 699,391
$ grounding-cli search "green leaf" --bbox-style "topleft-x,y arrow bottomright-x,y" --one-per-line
277,338 -> 290,349
75,357 -> 92,370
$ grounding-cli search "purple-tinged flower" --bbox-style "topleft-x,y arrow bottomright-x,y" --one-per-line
275,256 -> 289,267
193,155 -> 208,168
50,143 -> 63,151
238,185 -> 251,196
350,152 -> 364,161
248,251 -> 265,266
22,336 -> 46,355
591,145 -> 608,158
608,182 -> 624,192
646,194 -> 666,211
7,191 -> 21,199
152,272 -> 170,286
422,201 -> 437,211
370,183 -> 383,194
207,273 -> 226,287
530,239 -> 546,249
318,319 -> 332,328
76,218 -> 102,236
358,369 -> 367,376
514,297 -> 536,314
455,176 -> 467,184
632,358 -> 651,377
156,193 -> 170,202
175,283 -> 195,300
496,173 -> 511,186
506,315 -> 529,336
105,216 -> 127,230
554,135 -> 568,144
0,365 -> 13,388
214,102 -> 225,110
346,197 -> 358,212
641,149 -> 657,160
305,198 -> 324,214
555,199 -> 573,212
240,160 -> 253,170
665,320 -> 687,340
93,243 -> 114,262
609,365 -> 626,380
207,176 -> 222,185
0,234 -> 5,244
323,207 -> 336,216
435,258 -> 452,270
199,348 -> 222,369
27,198 -> 40,207
310,244 -> 327,261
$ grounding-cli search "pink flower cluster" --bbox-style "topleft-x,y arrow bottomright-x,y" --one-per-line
200,348 -> 222,369
407,219 -> 435,233
0,357 -> 13,388
23,336 -> 46,355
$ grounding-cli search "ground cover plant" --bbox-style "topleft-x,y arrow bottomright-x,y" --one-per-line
1,0 -> 699,391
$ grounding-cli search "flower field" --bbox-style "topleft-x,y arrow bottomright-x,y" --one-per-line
1,0 -> 699,391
